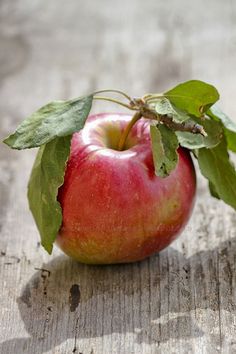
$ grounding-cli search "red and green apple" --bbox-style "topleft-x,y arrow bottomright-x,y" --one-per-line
57,113 -> 196,264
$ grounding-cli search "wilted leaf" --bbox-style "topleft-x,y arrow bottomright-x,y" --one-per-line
150,124 -> 179,177
4,95 -> 93,149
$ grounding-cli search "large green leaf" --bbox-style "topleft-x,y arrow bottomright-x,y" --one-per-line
155,97 -> 190,122
3,95 -> 93,149
150,124 -> 179,178
176,118 -> 223,149
198,137 -> 236,210
28,136 -> 71,253
207,105 -> 236,152
164,80 -> 219,117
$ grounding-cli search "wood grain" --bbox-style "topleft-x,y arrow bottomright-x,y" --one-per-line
0,0 -> 236,353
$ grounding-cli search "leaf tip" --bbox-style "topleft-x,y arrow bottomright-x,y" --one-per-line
42,241 -> 53,255
2,136 -> 12,147
3,134 -> 22,150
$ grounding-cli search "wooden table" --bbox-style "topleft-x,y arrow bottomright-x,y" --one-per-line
1,1 -> 236,353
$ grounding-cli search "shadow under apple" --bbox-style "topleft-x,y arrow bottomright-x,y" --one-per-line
1,236 -> 235,354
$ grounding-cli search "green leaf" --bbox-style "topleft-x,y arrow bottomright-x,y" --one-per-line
198,137 -> 236,210
150,124 -> 179,178
155,97 -> 190,122
208,181 -> 220,200
207,105 -> 236,152
208,105 -> 236,132
176,118 -> 223,149
27,136 -> 71,253
225,130 -> 236,153
164,80 -> 219,117
3,95 -> 93,149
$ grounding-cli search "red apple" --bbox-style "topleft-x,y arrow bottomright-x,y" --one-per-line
56,113 -> 196,264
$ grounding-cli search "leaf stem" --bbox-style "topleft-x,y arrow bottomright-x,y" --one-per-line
117,111 -> 142,151
93,96 -> 135,110
145,97 -> 165,105
93,89 -> 132,101
143,93 -> 164,101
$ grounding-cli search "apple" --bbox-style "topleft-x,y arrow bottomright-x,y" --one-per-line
56,113 -> 196,264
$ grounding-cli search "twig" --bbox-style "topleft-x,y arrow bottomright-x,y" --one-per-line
140,107 -> 207,136
160,115 -> 207,136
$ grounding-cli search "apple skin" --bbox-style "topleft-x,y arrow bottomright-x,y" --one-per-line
56,113 -> 196,264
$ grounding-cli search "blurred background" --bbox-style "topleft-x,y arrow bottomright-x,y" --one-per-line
0,0 -> 235,126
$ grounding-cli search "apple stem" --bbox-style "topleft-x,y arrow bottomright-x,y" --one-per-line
117,111 -> 142,151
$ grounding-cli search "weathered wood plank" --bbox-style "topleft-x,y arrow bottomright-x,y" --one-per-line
0,0 -> 236,353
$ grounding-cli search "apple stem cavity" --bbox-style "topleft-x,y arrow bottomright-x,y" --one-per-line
118,111 -> 142,151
